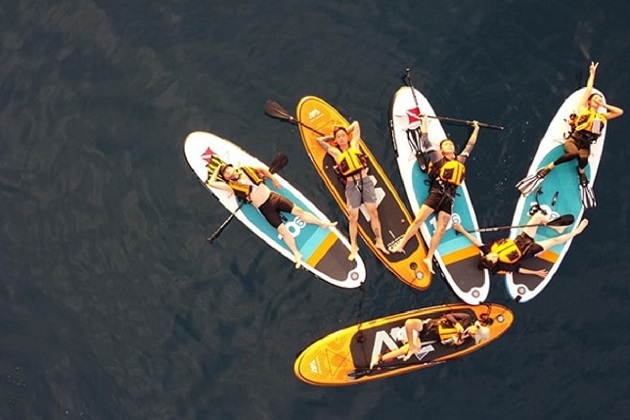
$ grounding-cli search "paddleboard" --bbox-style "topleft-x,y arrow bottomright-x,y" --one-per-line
389,86 -> 490,304
295,96 -> 431,290
506,88 -> 605,302
294,302 -> 513,386
183,131 -> 366,288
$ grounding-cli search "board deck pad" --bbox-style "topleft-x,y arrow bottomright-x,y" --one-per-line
294,303 -> 513,386
389,86 -> 489,304
296,96 -> 431,290
506,88 -> 606,302
184,131 -> 366,289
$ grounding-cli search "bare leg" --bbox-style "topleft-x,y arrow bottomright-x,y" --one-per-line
291,206 -> 337,228
347,208 -> 360,261
522,210 -> 549,238
402,318 -> 424,361
364,202 -> 388,254
538,219 -> 589,251
390,205 -> 434,253
423,211 -> 450,274
278,224 -> 302,269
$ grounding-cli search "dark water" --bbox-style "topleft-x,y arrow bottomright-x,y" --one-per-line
2,1 -> 630,418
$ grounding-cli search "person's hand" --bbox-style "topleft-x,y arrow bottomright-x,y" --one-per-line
472,120 -> 479,129
272,177 -> 281,190
536,269 -> 549,278
589,61 -> 599,75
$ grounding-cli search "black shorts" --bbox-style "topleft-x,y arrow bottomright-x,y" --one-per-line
516,232 -> 544,258
258,192 -> 294,228
423,189 -> 454,215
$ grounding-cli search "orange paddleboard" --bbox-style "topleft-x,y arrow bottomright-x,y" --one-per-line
294,302 -> 513,386
296,96 -> 431,290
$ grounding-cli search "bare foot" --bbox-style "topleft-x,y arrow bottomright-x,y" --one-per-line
348,245 -> 359,261
375,240 -> 390,254
575,218 -> 589,234
402,346 -> 419,361
389,242 -> 404,253
294,253 -> 303,269
325,221 -> 338,229
422,257 -> 435,274
370,354 -> 381,369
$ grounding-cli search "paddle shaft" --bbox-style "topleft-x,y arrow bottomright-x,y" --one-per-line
396,70 -> 504,131
264,100 -> 325,136
207,201 -> 245,243
467,214 -> 574,233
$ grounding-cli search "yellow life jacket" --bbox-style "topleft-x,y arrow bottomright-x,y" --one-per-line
438,322 -> 463,344
336,146 -> 368,177
490,239 -> 523,264
227,166 -> 265,200
429,158 -> 466,186
573,109 -> 607,135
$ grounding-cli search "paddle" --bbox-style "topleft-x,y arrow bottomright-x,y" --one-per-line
264,100 -> 325,136
207,153 -> 289,243
400,68 -> 504,131
348,359 -> 446,380
466,214 -> 575,233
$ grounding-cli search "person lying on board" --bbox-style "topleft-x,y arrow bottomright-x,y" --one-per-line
370,312 -> 491,369
516,62 -> 624,209
452,210 -> 589,278
316,121 -> 389,261
390,115 -> 480,275
207,163 -> 337,269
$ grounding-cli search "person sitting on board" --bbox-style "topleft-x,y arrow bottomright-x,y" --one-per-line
452,210 -> 589,278
316,121 -> 389,260
390,115 -> 480,275
370,312 -> 491,369
207,163 -> 337,269
516,62 -> 624,208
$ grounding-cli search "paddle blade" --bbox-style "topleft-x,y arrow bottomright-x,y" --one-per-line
547,214 -> 575,227
264,100 -> 295,123
269,153 -> 289,174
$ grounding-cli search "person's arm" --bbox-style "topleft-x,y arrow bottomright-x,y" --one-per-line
578,61 -> 599,108
517,266 -> 548,278
452,222 -> 484,247
347,120 -> 360,148
257,167 -> 281,190
601,102 -> 624,121
206,165 -> 232,192
458,121 -> 480,163
444,313 -> 471,330
316,136 -> 337,156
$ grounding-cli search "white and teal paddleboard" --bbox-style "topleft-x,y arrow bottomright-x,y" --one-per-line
507,88 -> 606,302
389,86 -> 490,304
184,131 -> 366,288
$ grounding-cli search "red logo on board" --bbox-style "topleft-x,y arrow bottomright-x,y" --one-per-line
201,147 -> 215,163
406,107 -> 421,124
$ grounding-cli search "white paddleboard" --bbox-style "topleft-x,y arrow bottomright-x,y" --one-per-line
184,131 -> 366,288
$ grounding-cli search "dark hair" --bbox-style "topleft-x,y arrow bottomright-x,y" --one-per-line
439,138 -> 454,148
332,125 -> 348,137
477,257 -> 496,271
219,164 -> 233,178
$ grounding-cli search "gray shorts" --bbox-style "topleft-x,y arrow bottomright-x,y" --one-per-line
345,176 -> 377,209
